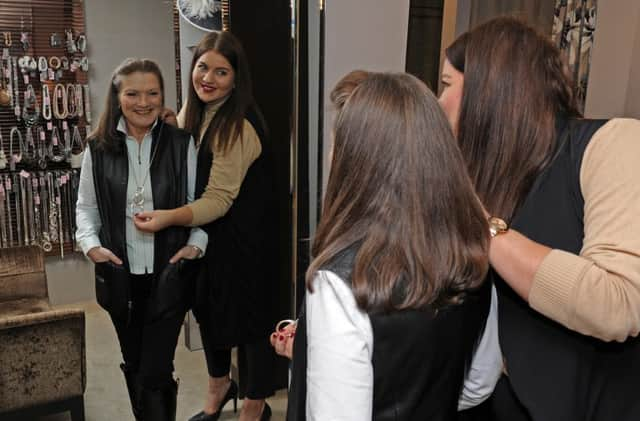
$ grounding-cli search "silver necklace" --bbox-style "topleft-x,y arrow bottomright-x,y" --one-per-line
126,122 -> 164,214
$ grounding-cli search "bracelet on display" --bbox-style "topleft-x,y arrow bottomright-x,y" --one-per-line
38,56 -> 48,72
48,56 -> 61,70
2,32 -> 11,47
65,29 -> 77,54
77,34 -> 87,53
61,56 -> 69,70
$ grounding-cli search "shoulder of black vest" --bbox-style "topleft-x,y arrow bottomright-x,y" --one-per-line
162,123 -> 192,144
567,118 -> 609,177
244,106 -> 267,141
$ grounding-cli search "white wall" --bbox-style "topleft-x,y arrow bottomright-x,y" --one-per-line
624,6 -> 640,119
83,0 -> 177,122
322,0 -> 411,190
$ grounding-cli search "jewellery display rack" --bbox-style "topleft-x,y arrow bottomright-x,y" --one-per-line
0,0 -> 89,258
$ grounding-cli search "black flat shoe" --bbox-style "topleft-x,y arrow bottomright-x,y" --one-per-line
188,380 -> 238,421
260,402 -> 272,421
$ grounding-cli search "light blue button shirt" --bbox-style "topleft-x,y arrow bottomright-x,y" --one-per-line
75,117 -> 207,274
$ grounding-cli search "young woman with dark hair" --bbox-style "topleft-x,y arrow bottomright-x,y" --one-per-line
76,58 -> 207,421
282,70 -> 501,420
440,16 -> 640,421
134,31 -> 275,421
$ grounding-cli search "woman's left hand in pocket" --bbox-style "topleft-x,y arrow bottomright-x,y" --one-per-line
169,245 -> 202,264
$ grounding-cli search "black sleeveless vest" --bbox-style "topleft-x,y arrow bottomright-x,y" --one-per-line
496,118 -> 640,421
287,248 -> 492,421
89,121 -> 191,273
191,108 -> 278,346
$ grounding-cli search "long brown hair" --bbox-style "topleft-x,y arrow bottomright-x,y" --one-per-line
307,70 -> 489,313
455,17 -> 580,221
89,58 -> 165,152
182,31 -> 263,152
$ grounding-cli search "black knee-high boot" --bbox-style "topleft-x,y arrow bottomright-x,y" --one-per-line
141,378 -> 178,421
120,363 -> 142,420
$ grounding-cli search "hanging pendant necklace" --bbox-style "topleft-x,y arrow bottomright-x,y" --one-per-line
126,121 -> 164,214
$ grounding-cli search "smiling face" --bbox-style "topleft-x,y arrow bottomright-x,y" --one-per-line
438,59 -> 464,135
191,49 -> 235,104
117,71 -> 163,138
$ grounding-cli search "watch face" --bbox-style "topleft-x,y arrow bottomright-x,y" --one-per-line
488,216 -> 508,237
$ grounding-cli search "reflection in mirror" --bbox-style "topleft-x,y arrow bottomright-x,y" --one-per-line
30,1 -> 301,420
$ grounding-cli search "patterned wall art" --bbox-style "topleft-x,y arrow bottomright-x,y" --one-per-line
552,0 -> 598,113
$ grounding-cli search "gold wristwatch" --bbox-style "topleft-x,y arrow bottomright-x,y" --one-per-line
488,216 -> 508,238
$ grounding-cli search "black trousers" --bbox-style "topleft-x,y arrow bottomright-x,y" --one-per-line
110,273 -> 186,389
199,322 -> 275,399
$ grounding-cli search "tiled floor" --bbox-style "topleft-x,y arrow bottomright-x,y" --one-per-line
16,254 -> 289,421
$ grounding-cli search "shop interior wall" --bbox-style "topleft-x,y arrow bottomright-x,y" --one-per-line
321,0 -> 411,192
585,0 -> 640,119
45,0 -> 177,298
625,6 -> 640,119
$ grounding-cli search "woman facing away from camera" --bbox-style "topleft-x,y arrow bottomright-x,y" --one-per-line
440,16 -> 640,421
75,58 -> 207,421
280,70 -> 502,421
134,31 -> 277,421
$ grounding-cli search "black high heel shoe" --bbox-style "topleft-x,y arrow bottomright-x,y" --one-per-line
260,402 -> 272,421
188,379 -> 238,421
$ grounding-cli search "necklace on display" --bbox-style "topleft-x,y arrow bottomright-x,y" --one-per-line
83,84 -> 91,124
49,126 -> 65,162
127,122 -> 164,214
52,83 -> 68,119
12,57 -> 20,119
75,84 -> 83,118
0,128 -> 6,170
66,83 -> 77,117
42,84 -> 52,120
22,84 -> 40,127
9,126 -> 22,170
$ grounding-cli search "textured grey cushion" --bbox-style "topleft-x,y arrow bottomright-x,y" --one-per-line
0,308 -> 86,412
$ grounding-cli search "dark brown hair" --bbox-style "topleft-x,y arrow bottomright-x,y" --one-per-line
307,70 -> 489,312
444,31 -> 469,73
455,16 -> 580,220
89,58 -> 165,152
182,31 -> 263,152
